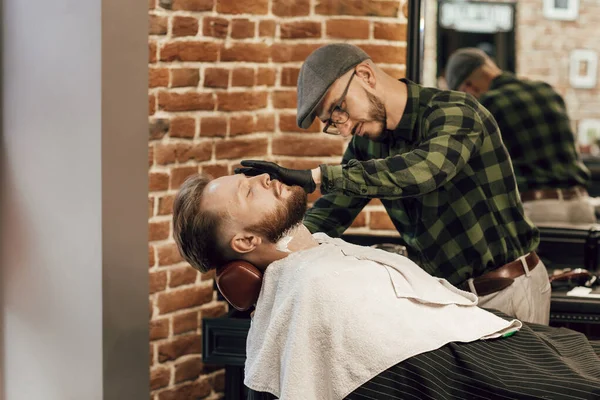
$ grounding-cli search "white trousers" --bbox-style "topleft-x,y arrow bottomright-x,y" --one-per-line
523,196 -> 596,228
475,258 -> 551,325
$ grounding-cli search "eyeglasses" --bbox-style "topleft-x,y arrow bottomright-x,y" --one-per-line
322,72 -> 355,135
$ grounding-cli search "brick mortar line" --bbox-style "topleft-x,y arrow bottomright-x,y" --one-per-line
153,374 -> 215,397
149,214 -> 173,222
149,135 -> 215,145
150,136 -> 219,143
152,298 -> 221,317
154,36 -> 409,44
152,374 -> 214,394
151,87 -> 280,93
151,9 -> 407,23
153,260 -> 192,270
148,155 -> 349,169
148,189 -> 173,196
151,110 -> 283,118
150,61 -> 406,67
148,161 -> 347,177
154,278 -> 215,294
148,238 -> 175,247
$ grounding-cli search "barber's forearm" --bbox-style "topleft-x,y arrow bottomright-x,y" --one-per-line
319,161 -> 406,199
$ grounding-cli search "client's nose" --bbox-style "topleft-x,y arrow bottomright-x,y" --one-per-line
250,173 -> 271,188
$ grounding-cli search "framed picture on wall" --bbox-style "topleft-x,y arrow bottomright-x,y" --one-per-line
543,0 -> 579,21
578,119 -> 600,154
569,49 -> 598,89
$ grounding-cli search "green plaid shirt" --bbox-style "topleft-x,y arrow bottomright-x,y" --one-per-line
304,79 -> 539,287
480,72 -> 590,192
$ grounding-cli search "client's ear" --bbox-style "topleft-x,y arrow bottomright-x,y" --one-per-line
230,232 -> 262,254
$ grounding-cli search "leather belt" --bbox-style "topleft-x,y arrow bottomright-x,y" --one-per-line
470,251 -> 540,297
520,186 -> 587,202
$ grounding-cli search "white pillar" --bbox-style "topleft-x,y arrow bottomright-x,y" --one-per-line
0,1 -> 149,399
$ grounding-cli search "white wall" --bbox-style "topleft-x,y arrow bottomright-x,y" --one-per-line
0,1 -> 149,399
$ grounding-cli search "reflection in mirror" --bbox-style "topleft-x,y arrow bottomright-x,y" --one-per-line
424,0 -> 600,151
437,1 -> 516,80
422,0 -> 600,223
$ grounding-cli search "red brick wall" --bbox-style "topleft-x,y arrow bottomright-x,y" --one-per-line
148,0 -> 408,397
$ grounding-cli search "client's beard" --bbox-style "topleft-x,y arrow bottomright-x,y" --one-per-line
246,186 -> 308,243
364,89 -> 390,142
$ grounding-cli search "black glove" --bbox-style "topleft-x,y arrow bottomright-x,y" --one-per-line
234,160 -> 317,193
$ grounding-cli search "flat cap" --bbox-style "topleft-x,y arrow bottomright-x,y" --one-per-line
445,47 -> 487,91
296,43 -> 370,129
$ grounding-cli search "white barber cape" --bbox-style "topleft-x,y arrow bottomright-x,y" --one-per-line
244,233 -> 522,400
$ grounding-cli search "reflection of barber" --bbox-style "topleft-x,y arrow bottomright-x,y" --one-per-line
446,48 -> 595,227
237,43 -> 550,324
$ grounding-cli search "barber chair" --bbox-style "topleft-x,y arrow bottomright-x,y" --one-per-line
199,260 -> 260,400
202,234 -> 412,399
203,232 -> 600,399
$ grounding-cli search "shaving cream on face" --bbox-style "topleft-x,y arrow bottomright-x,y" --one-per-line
275,234 -> 293,253
275,223 -> 302,253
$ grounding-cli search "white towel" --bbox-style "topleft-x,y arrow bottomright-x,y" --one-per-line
244,233 -> 522,400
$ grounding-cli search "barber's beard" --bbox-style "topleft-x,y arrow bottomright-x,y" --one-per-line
246,186 -> 308,243
364,89 -> 390,142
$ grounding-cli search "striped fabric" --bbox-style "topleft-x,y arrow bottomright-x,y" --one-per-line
247,311 -> 600,400
347,311 -> 600,400
304,79 -> 539,288
479,72 -> 590,193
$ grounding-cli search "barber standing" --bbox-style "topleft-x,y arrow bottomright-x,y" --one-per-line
237,43 -> 549,324
445,47 -> 595,227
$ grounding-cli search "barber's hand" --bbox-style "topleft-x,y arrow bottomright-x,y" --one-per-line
235,160 -> 317,193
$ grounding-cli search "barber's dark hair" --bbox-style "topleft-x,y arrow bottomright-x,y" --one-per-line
172,173 -> 227,273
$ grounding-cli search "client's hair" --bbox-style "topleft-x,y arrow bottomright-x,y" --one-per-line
172,173 -> 227,273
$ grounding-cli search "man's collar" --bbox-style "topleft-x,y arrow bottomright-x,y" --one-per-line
489,72 -> 517,90
389,78 -> 419,142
